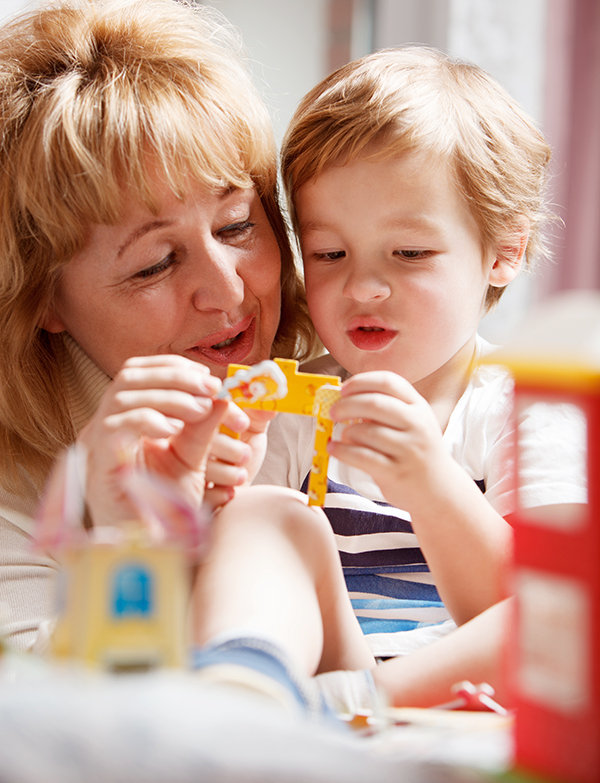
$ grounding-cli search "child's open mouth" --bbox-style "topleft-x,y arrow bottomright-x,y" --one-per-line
347,325 -> 397,351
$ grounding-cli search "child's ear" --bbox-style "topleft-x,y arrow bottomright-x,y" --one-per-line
488,218 -> 530,288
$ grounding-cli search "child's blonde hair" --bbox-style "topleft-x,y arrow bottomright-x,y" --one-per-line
282,46 -> 552,309
0,0 -> 315,495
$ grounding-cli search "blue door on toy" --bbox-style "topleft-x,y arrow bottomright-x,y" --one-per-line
112,563 -> 154,618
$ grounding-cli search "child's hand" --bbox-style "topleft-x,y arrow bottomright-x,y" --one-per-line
204,406 -> 277,510
328,371 -> 451,511
329,370 -> 513,623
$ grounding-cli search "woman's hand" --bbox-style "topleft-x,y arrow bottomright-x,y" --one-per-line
204,406 -> 277,510
77,355 -> 228,527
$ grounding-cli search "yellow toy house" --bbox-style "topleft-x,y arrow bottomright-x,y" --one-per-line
37,453 -> 203,672
51,527 -> 188,672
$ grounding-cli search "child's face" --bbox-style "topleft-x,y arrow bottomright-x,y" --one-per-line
296,151 -> 505,388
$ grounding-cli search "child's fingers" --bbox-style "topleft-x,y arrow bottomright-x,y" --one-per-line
338,420 -> 411,455
244,409 -> 278,434
328,440 -> 393,475
219,401 -> 251,435
340,371 -> 422,403
203,484 -> 235,512
331,392 -> 414,429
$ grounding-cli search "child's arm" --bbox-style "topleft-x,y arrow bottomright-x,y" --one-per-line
328,371 -> 512,625
316,598 -> 512,712
371,598 -> 511,708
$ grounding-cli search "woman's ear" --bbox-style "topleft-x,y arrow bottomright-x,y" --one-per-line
488,218 -> 530,288
39,305 -> 66,333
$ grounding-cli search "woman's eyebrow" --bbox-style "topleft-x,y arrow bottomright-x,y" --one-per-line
117,220 -> 173,258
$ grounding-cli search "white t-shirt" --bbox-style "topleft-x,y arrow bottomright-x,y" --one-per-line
255,338 -> 587,657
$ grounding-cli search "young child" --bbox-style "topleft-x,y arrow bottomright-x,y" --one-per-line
255,46 -> 586,669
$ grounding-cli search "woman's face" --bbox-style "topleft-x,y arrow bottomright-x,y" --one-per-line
44,177 -> 282,379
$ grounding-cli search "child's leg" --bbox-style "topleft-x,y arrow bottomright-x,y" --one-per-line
191,485 -> 375,676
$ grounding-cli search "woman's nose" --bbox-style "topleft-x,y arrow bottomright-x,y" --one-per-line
342,263 -> 391,303
191,245 -> 245,312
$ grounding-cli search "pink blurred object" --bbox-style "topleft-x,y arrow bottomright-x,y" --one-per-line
435,681 -> 509,716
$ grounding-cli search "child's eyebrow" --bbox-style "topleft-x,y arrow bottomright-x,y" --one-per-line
299,216 -> 442,236
382,215 -> 441,234
297,219 -> 330,234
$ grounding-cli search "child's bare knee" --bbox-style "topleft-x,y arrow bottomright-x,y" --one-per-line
214,485 -> 331,547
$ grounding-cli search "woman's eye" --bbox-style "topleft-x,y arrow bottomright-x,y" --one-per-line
135,253 -> 176,279
315,250 -> 346,261
217,220 -> 255,240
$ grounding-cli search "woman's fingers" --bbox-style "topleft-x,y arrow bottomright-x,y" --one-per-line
109,389 -> 215,422
110,356 -> 221,398
206,456 -> 248,488
169,398 -> 230,472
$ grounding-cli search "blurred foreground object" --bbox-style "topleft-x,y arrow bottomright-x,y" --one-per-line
36,448 -> 208,671
488,290 -> 599,783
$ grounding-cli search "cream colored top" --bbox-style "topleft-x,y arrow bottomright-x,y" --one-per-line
0,336 -> 110,651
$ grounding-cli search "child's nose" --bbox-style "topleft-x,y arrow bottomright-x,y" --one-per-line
342,265 -> 391,302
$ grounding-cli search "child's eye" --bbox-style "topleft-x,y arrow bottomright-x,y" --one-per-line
315,250 -> 346,261
217,220 -> 255,241
394,249 -> 431,260
135,252 -> 177,279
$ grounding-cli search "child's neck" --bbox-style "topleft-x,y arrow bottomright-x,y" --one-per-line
412,337 -> 478,433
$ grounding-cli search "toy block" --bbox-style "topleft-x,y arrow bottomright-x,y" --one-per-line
219,359 -> 342,505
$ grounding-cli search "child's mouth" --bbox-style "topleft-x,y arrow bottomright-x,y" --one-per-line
347,325 -> 396,351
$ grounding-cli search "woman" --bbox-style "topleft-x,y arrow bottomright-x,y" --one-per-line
0,0 -> 316,650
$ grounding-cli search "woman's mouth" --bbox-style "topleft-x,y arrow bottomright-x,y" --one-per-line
189,317 -> 256,366
211,334 -> 239,350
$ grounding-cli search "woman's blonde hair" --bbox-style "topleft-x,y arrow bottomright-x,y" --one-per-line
282,46 -> 553,309
0,0 -> 315,495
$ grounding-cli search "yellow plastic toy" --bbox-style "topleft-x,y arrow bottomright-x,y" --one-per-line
219,358 -> 342,505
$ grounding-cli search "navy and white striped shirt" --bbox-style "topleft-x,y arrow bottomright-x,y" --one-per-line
300,473 -> 454,656
256,341 -> 586,657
